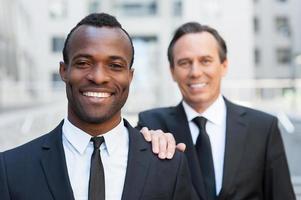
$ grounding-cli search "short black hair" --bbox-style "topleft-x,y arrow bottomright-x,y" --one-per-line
167,22 -> 227,67
62,13 -> 134,68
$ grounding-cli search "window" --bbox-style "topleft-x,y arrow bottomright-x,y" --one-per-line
89,0 -> 101,13
276,48 -> 291,64
132,36 -> 158,87
253,17 -> 259,33
254,48 -> 261,65
51,36 -> 65,52
49,0 -> 67,19
52,72 -> 63,89
275,16 -> 291,37
173,0 -> 182,17
115,0 -> 157,16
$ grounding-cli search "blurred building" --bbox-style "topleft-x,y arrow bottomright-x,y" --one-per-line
0,0 -> 36,109
254,0 -> 301,99
0,0 -> 89,110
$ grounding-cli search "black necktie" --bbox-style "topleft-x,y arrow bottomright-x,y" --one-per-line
193,117 -> 216,200
89,137 -> 105,200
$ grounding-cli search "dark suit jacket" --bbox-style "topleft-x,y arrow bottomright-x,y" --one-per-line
137,98 -> 296,200
0,119 -> 193,200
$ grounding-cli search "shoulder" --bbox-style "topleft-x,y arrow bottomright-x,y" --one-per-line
137,107 -> 175,131
225,98 -> 277,123
139,106 -> 175,118
1,123 -> 62,162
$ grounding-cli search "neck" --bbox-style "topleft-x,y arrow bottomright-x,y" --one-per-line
67,110 -> 122,137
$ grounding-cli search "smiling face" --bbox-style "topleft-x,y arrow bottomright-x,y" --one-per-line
60,25 -> 133,135
170,32 -> 228,113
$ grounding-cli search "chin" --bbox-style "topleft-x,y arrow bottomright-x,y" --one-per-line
78,111 -> 110,124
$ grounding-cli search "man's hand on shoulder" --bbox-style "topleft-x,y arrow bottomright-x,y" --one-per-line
140,127 -> 186,159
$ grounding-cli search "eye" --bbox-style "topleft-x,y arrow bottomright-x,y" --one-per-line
74,60 -> 91,68
108,63 -> 126,70
177,60 -> 191,68
201,58 -> 212,66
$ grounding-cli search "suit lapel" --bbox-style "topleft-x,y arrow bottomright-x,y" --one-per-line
121,119 -> 151,200
40,121 -> 74,200
168,103 -> 206,200
218,99 -> 248,199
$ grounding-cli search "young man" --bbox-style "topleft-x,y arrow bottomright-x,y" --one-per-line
138,22 -> 296,200
0,13 -> 193,200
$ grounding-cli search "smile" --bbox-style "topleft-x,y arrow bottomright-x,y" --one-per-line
189,83 -> 207,88
83,92 -> 111,98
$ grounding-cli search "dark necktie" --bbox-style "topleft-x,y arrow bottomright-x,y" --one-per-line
89,137 -> 105,200
193,117 -> 216,200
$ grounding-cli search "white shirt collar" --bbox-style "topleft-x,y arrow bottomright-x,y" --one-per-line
62,117 -> 126,156
182,94 -> 226,125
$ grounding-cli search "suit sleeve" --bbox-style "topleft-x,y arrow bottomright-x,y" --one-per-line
136,112 -> 147,130
137,111 -> 169,132
0,153 -> 11,200
264,118 -> 296,200
172,152 -> 196,200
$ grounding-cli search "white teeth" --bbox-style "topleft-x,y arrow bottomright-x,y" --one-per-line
83,92 -> 111,98
190,83 -> 207,88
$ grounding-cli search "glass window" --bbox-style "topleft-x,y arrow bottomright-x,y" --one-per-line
276,48 -> 291,64
131,36 -> 158,87
51,36 -> 65,52
253,17 -> 259,33
115,0 -> 157,16
52,72 -> 63,89
89,0 -> 101,13
49,0 -> 67,19
254,48 -> 261,65
275,16 -> 291,37
173,0 -> 182,17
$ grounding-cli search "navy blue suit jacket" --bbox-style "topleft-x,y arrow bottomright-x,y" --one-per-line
0,119 -> 193,200
137,98 -> 295,200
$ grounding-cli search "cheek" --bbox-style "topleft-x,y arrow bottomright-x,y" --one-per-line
173,71 -> 188,83
68,72 -> 82,84
115,76 -> 131,91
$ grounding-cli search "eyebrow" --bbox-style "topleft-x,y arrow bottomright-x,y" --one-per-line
71,54 -> 129,66
71,54 -> 93,61
108,56 -> 128,65
176,57 -> 191,63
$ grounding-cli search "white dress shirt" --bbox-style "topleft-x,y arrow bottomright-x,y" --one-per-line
62,118 -> 129,200
182,95 -> 226,195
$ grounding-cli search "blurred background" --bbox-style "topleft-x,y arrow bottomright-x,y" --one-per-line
0,0 -> 301,197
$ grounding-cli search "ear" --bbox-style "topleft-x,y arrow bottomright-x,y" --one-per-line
169,65 -> 177,81
59,61 -> 68,82
221,59 -> 228,77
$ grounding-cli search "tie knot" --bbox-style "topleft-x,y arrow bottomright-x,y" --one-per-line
193,116 -> 207,130
91,137 -> 104,149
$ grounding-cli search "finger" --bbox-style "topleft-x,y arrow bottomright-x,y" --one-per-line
176,143 -> 186,152
165,133 -> 176,159
151,131 -> 160,154
158,131 -> 168,159
140,127 -> 151,142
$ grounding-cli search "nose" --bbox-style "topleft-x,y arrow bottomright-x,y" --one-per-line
86,64 -> 110,84
189,61 -> 203,78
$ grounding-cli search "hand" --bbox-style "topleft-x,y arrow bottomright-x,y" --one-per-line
140,127 -> 186,159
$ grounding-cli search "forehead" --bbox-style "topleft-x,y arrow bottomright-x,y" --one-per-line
173,32 -> 219,58
67,25 -> 132,62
